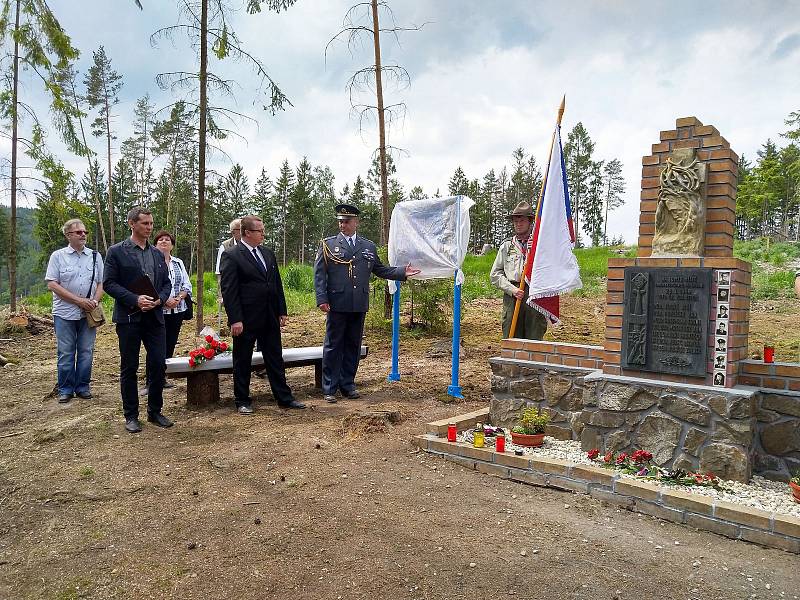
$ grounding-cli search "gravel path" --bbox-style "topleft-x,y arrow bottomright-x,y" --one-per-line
461,432 -> 800,518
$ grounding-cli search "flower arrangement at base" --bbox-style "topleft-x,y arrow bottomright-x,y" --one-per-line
510,408 -> 550,448
188,335 -> 229,368
587,448 -> 727,490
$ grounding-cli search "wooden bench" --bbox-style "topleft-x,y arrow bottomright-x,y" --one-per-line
165,345 -> 369,406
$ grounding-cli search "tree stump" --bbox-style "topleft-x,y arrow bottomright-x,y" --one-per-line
186,372 -> 220,407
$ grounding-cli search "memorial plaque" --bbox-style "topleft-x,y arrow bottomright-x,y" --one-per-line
621,267 -> 712,376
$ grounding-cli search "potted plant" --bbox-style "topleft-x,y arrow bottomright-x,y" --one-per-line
510,408 -> 549,448
790,469 -> 800,504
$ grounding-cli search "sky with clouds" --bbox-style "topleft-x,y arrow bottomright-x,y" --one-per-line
5,0 -> 800,244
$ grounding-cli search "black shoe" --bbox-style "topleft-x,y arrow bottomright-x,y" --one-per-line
342,390 -> 361,399
125,419 -> 142,433
237,405 -> 255,415
324,394 -> 338,403
58,394 -> 73,404
253,369 -> 267,379
147,413 -> 174,428
279,399 -> 306,409
75,391 -> 93,399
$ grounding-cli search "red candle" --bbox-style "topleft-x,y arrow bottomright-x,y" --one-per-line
447,423 -> 457,442
495,433 -> 505,453
764,345 -> 775,363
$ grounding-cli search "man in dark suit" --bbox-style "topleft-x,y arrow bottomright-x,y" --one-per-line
314,204 -> 419,403
103,207 -> 174,433
220,215 -> 305,414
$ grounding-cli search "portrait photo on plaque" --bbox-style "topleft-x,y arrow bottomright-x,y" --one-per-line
717,287 -> 730,302
716,303 -> 729,319
714,352 -> 726,370
717,270 -> 731,286
715,336 -> 727,353
713,371 -> 726,387
715,321 -> 728,336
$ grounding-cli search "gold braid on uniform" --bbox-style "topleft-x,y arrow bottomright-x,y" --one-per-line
320,238 -> 354,279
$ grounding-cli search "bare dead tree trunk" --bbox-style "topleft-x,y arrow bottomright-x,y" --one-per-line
371,0 -> 389,247
104,92 -> 115,245
301,222 -> 306,263
9,0 -> 20,311
195,0 -> 208,334
282,200 -> 287,267
371,0 -> 393,318
139,114 -> 148,205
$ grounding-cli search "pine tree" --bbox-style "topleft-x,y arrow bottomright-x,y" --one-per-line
448,166 -> 469,197
409,186 -> 426,200
220,163 -> 252,225
151,101 -> 197,230
582,160 -> 605,246
273,159 -> 295,266
84,45 -> 123,245
602,158 -> 626,244
564,122 -> 596,247
132,95 -> 156,204
311,165 -> 337,245
34,160 -> 93,269
252,168 -> 275,247
289,157 -> 315,262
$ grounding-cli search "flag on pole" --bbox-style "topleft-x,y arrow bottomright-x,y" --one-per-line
523,125 -> 582,324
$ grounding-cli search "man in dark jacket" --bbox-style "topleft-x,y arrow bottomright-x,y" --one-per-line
220,215 -> 305,414
103,207 -> 173,433
313,204 -> 419,403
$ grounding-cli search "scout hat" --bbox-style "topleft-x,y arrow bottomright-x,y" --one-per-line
507,201 -> 535,219
335,203 -> 360,220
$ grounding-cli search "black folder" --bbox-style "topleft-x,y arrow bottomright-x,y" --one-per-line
128,274 -> 159,299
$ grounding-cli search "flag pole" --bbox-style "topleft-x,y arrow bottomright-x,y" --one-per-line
508,95 -> 566,338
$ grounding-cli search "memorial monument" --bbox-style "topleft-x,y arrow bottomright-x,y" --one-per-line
490,117 -> 800,483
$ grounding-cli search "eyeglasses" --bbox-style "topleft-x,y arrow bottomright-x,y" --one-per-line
246,228 -> 265,234
68,230 -> 88,236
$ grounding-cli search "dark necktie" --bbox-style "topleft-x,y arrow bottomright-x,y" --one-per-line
252,248 -> 266,275
348,237 -> 355,250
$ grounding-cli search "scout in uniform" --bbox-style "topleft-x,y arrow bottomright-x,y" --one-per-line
489,201 -> 547,340
313,204 -> 419,403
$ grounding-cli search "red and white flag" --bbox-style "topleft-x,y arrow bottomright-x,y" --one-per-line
524,125 -> 582,324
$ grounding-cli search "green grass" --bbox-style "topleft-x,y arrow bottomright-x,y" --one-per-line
734,239 -> 800,300
734,239 -> 800,267
23,239 -> 798,318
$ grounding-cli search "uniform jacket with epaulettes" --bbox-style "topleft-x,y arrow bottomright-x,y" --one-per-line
313,233 -> 406,313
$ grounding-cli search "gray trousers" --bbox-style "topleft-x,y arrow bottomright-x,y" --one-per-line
501,293 -> 547,340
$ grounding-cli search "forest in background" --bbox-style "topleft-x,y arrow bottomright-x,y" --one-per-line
0,1 -> 797,308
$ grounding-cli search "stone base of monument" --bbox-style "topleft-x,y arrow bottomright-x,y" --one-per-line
414,409 -> 800,554
493,340 -> 800,483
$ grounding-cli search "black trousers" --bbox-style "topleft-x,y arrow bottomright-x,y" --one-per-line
117,313 -> 166,420
322,310 -> 365,395
146,311 -> 184,387
232,325 -> 293,406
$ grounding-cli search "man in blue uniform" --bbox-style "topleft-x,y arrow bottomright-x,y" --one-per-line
314,204 -> 419,403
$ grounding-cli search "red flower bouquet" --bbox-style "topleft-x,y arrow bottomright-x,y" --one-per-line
188,335 -> 229,368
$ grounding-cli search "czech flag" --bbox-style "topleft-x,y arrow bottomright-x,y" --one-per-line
523,124 -> 582,324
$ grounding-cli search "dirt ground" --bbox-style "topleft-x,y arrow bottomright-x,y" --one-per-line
0,295 -> 798,600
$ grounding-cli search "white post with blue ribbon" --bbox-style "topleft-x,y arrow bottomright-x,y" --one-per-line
447,194 -> 465,399
447,268 -> 463,399
387,281 -> 401,382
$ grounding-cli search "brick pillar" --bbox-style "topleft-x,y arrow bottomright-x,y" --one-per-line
638,117 -> 739,258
